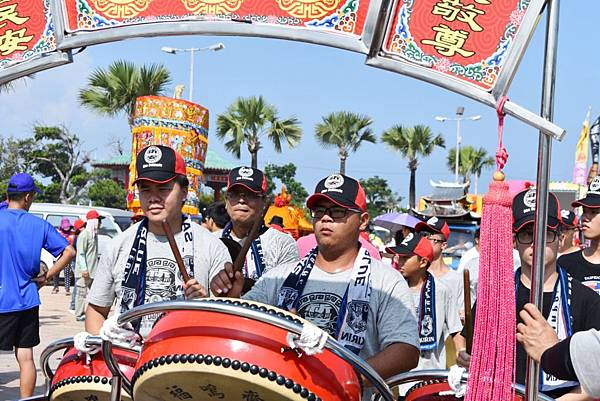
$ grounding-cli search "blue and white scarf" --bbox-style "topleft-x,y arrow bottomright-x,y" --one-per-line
120,216 -> 195,316
418,272 -> 437,353
222,221 -> 268,279
515,267 -> 576,392
276,246 -> 372,355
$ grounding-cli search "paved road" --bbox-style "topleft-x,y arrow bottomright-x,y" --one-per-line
0,286 -> 84,401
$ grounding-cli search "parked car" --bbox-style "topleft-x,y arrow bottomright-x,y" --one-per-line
29,203 -> 132,273
443,223 -> 479,270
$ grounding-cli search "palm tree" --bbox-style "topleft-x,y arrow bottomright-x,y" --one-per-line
216,96 -> 302,168
79,60 -> 171,127
314,111 -> 376,175
447,146 -> 495,193
381,124 -> 445,209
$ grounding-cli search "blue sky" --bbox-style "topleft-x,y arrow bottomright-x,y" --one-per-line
0,3 -> 598,206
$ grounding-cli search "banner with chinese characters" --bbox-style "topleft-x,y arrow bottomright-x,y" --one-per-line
63,0 -> 371,37
128,96 -> 209,216
0,0 -> 58,68
383,0 -> 530,90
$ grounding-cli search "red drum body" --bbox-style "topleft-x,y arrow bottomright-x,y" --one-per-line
49,347 -> 137,401
405,379 -> 525,401
132,299 -> 362,401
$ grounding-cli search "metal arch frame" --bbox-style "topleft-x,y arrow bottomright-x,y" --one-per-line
0,51 -> 72,85
52,0 -> 386,55
102,300 -> 395,401
364,0 -> 565,140
371,370 -> 556,401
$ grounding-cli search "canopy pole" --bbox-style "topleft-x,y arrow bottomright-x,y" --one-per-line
526,1 -> 560,400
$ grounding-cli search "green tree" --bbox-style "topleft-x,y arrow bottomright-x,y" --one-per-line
359,176 -> 403,217
216,96 -> 302,168
264,163 -> 309,208
381,124 -> 445,209
314,111 -> 376,175
28,126 -> 91,204
446,146 -> 495,193
79,60 -> 171,126
0,135 -> 35,180
87,179 -> 127,209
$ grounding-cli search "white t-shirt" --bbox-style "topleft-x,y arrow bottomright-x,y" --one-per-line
228,227 -> 300,279
88,222 -> 231,335
410,279 -> 462,370
435,268 -> 464,318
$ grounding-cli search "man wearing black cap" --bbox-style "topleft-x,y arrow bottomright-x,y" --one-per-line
221,166 -> 299,281
558,210 -> 581,256
0,173 -> 76,398
212,174 -> 419,395
559,177 -> 600,294
415,216 -> 465,322
456,187 -> 600,400
84,145 -> 231,340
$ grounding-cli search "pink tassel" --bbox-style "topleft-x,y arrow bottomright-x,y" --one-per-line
465,179 -> 516,401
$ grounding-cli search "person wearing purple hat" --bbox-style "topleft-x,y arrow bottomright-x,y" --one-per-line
52,217 -> 74,295
0,173 -> 76,398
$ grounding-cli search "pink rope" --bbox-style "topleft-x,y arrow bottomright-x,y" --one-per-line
496,97 -> 509,172
465,106 -> 516,401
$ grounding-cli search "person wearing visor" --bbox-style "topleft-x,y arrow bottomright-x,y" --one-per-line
559,176 -> 600,294
456,187 -> 600,401
80,145 -> 231,348
211,174 -> 419,396
386,234 -> 462,372
221,166 -> 299,283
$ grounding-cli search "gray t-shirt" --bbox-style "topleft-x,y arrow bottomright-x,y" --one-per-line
229,227 -> 300,279
435,269 -> 464,316
571,329 -> 600,398
410,280 -> 462,370
88,222 -> 231,335
243,257 -> 419,360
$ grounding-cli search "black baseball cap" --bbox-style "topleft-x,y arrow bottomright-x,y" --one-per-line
134,145 -> 186,184
306,173 -> 367,212
572,176 -> 600,208
386,233 -> 434,262
227,167 -> 267,194
414,216 -> 451,240
512,187 -> 560,231
560,210 -> 579,229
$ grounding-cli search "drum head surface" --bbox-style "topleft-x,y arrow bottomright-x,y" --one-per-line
50,380 -> 132,401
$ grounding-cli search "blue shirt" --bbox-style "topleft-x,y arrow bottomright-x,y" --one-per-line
0,209 -> 68,312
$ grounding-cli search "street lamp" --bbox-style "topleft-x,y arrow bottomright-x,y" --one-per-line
161,42 -> 225,102
435,107 -> 481,183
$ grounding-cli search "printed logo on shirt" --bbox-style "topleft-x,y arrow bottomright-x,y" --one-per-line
346,300 -> 369,333
145,258 -> 178,303
584,279 -> 600,295
297,292 -> 342,336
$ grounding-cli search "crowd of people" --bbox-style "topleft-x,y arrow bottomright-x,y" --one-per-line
2,144 -> 600,400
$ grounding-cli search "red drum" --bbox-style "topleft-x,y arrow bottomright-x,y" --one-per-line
405,379 -> 525,401
49,346 -> 137,401
132,299 -> 362,401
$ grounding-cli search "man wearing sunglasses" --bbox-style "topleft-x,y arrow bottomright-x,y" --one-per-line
222,166 -> 299,282
211,174 -> 419,396
456,188 -> 600,401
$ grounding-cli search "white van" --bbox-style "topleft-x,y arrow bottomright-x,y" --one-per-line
29,203 -> 132,271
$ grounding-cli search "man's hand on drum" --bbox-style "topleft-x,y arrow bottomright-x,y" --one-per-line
183,278 -> 208,300
210,262 -> 244,297
516,303 -> 559,362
